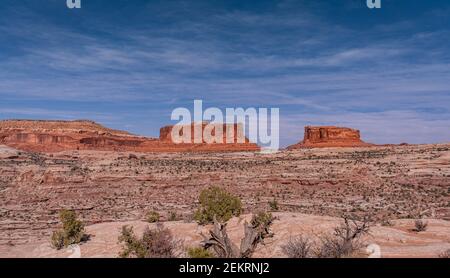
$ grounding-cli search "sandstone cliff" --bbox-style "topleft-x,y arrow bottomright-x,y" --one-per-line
288,126 -> 373,149
159,122 -> 259,152
0,120 -> 259,153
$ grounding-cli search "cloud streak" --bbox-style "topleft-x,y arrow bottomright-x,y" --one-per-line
0,0 -> 449,146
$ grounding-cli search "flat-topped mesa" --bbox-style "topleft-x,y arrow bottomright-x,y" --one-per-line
0,119 -> 153,153
0,120 -> 259,153
288,126 -> 373,149
0,119 -> 133,136
160,122 -> 250,143
159,122 -> 260,152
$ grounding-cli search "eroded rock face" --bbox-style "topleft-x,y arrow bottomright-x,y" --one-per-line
0,120 -> 259,153
161,122 -> 253,143
159,122 -> 259,152
288,126 -> 373,149
0,120 -> 151,153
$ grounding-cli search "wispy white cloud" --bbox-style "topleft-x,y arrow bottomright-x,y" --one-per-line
0,1 -> 449,146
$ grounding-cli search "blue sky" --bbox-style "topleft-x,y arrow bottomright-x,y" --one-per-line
0,0 -> 449,147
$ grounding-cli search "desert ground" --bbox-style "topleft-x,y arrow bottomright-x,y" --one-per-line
0,143 -> 449,257
1,213 -> 449,258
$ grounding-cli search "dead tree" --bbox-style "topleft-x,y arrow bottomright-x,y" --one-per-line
318,216 -> 371,258
200,217 -> 239,258
240,214 -> 275,258
201,213 -> 275,258
336,217 -> 371,242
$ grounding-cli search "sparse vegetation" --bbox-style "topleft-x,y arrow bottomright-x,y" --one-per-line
282,216 -> 371,258
201,212 -> 275,258
268,199 -> 279,211
50,230 -> 65,250
414,219 -> 428,232
241,212 -> 276,258
168,211 -> 178,221
118,226 -> 145,258
118,223 -> 178,258
51,209 -> 86,250
187,247 -> 215,258
251,211 -> 274,229
2,138 -> 449,258
146,211 -> 160,223
315,216 -> 371,258
194,186 -> 242,224
281,236 -> 312,258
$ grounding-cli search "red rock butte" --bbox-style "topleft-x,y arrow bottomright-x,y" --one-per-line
0,120 -> 260,153
287,126 -> 373,149
160,122 -> 252,144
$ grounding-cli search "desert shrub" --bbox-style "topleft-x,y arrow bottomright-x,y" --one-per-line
187,247 -> 215,258
168,211 -> 178,221
315,234 -> 347,258
51,209 -> 85,250
251,211 -> 274,229
118,226 -> 146,258
281,236 -> 312,258
118,223 -> 178,258
414,219 -> 428,232
51,230 -> 65,250
59,210 -> 85,245
268,199 -> 279,211
315,217 -> 370,258
146,211 -> 160,223
194,186 -> 242,224
281,217 -> 371,258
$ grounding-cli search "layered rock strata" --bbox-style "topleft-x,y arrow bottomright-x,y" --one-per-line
288,126 -> 373,149
0,120 -> 259,153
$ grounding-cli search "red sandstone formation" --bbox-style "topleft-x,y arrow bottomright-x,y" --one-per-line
159,122 -> 259,152
287,126 -> 373,149
0,120 -> 259,153
160,122 -> 251,143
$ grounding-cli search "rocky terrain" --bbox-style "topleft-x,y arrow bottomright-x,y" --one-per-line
288,126 -> 373,149
0,120 -> 259,153
0,142 -> 449,257
1,213 -> 449,258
